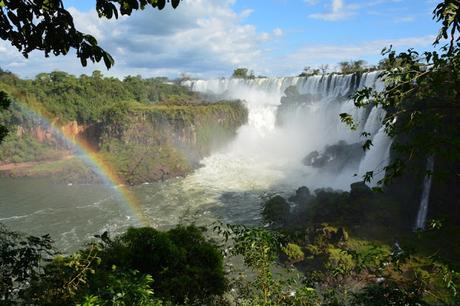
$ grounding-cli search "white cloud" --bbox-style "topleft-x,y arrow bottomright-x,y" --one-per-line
309,0 -> 357,21
0,0 -> 273,78
0,0 -> 437,79
273,28 -> 284,37
270,35 -> 435,75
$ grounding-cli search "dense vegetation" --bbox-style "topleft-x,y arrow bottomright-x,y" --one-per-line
1,0 -> 460,305
98,101 -> 248,184
2,182 -> 459,305
257,185 -> 460,305
0,70 -> 248,184
0,70 -> 192,123
0,224 -> 225,305
340,1 -> 460,189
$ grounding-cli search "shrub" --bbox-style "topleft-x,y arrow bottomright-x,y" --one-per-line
262,195 -> 290,226
98,225 -> 226,304
0,225 -> 55,303
326,247 -> 356,276
283,243 -> 305,263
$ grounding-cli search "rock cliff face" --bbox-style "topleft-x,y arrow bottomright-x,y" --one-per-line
0,101 -> 248,184
11,120 -> 85,151
97,102 -> 248,184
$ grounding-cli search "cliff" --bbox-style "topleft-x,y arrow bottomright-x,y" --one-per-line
0,101 -> 248,184
96,101 -> 248,184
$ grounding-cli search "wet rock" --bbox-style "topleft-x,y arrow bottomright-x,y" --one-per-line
303,140 -> 364,172
276,86 -> 320,125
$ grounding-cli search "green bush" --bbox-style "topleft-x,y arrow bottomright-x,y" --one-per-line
262,195 -> 290,226
326,247 -> 356,276
0,225 -> 55,303
98,225 -> 226,304
7,225 -> 225,305
282,243 -> 304,263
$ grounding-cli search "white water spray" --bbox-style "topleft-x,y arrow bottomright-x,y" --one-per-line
183,72 -> 391,192
414,156 -> 435,230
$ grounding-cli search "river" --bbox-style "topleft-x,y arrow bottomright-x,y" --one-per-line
1,72 -> 389,252
0,174 -> 294,252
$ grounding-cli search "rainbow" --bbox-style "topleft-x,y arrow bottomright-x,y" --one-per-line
10,100 -> 149,226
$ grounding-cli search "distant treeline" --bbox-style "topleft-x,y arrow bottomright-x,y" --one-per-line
0,69 -> 195,123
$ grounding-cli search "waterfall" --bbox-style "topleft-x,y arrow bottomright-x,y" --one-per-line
183,72 -> 392,191
414,156 -> 435,230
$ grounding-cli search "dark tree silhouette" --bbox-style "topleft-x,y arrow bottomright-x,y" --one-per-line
0,0 -> 182,69
0,0 -> 182,143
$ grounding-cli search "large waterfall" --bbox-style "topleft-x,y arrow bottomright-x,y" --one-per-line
414,156 -> 435,230
183,73 -> 391,192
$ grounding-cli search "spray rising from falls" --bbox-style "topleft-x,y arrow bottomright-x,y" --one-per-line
184,72 -> 391,192
415,156 -> 435,230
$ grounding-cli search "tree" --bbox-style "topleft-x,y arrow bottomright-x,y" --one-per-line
338,60 -> 367,74
0,224 -> 55,303
0,1 -> 183,143
299,66 -> 320,77
0,91 -> 10,142
319,64 -> 329,74
340,0 -> 460,187
0,0 -> 182,69
95,226 -> 226,304
232,67 -> 255,79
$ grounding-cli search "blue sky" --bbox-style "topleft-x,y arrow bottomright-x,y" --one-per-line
0,0 -> 442,78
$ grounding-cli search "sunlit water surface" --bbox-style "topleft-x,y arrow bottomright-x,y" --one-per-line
0,175 -> 294,252
1,73 -> 389,252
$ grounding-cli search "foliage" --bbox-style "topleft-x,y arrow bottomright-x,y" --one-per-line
232,68 -> 255,79
340,0 -> 460,186
0,133 -> 63,163
78,269 -> 168,306
298,66 -> 320,77
0,224 -> 55,304
97,101 -> 247,184
214,223 -> 321,305
0,90 -> 10,143
282,243 -> 304,263
338,60 -> 368,74
325,247 -> 355,276
27,244 -> 103,305
0,70 -> 193,123
352,279 -> 428,306
0,70 -> 248,184
2,219 -> 459,305
1,225 -> 224,305
262,195 -> 290,226
0,0 -> 181,69
96,226 -> 226,304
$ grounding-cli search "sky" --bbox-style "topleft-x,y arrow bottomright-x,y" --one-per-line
0,0 -> 441,79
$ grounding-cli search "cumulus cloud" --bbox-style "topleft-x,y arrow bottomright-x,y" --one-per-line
0,0 -> 436,79
0,0 -> 273,78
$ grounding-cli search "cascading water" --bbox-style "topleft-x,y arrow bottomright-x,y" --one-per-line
414,156 -> 435,230
183,72 -> 392,192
